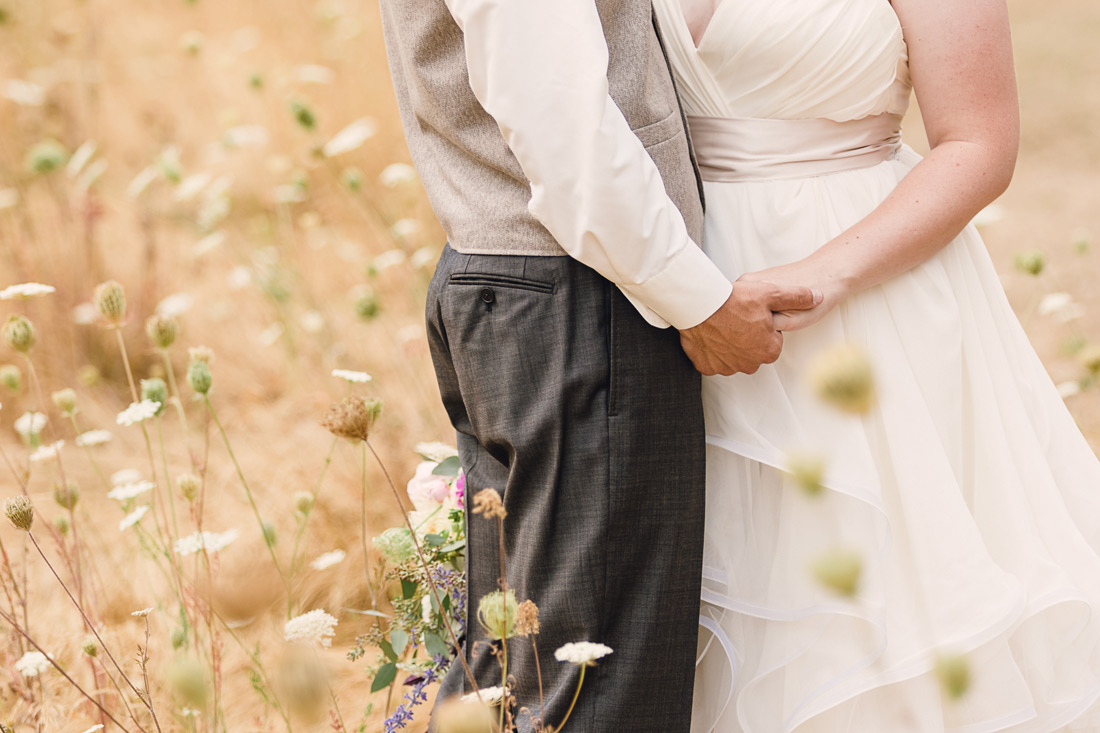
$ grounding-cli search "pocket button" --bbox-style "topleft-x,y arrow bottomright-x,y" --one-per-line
479,288 -> 496,304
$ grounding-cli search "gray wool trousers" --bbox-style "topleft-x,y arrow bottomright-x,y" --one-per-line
425,245 -> 706,732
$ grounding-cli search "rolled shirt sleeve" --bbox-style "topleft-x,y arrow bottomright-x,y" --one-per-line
442,0 -> 732,330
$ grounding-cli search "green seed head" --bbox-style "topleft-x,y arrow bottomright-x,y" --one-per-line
187,359 -> 212,395
94,280 -> 127,325
3,315 -> 35,353
53,481 -> 80,511
145,314 -> 179,349
141,378 -> 168,414
477,589 -> 518,641
4,496 -> 34,531
0,364 -> 22,391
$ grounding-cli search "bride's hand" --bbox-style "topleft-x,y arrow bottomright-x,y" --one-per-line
737,258 -> 852,332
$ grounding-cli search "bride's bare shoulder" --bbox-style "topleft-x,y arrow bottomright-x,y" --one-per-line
679,0 -> 720,46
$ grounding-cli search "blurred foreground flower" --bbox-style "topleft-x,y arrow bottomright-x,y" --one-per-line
472,489 -> 506,520
13,411 -> 46,440
310,549 -> 345,570
436,695 -> 499,733
0,364 -> 20,391
812,547 -> 863,597
1079,345 -> 1100,375
380,162 -> 417,188
107,480 -> 154,502
935,654 -> 971,699
119,506 -> 149,531
331,368 -> 372,384
1014,251 -> 1045,277
76,429 -> 112,447
322,118 -> 377,157
25,139 -> 67,174
29,440 -> 64,463
807,344 -> 876,415
14,651 -> 51,678
0,283 -> 55,300
284,609 -> 338,648
786,452 -> 826,496
174,529 -> 240,556
116,400 -> 160,426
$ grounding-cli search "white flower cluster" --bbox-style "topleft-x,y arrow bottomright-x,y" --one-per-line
0,282 -> 55,300
461,686 -> 505,705
108,480 -> 155,502
14,412 -> 47,438
76,429 -> 113,447
174,529 -> 240,556
116,399 -> 161,426
331,369 -> 372,384
119,506 -> 149,531
310,549 -> 346,570
29,440 -> 64,463
284,609 -> 338,648
15,650 -> 52,677
554,641 -> 613,667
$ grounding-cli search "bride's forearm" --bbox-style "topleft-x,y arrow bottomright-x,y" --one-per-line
809,138 -> 1017,296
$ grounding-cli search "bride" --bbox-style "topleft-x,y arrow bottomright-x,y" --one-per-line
656,0 -> 1100,730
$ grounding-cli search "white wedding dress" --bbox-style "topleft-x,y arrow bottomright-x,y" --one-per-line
650,0 -> 1100,731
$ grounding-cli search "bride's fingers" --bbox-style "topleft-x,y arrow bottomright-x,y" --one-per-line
772,309 -> 814,332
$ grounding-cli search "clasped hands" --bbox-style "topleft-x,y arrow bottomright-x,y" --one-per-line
680,265 -> 839,376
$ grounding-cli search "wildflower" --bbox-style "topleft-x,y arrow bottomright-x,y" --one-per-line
554,641 -> 613,667
460,686 -> 505,706
55,516 -> 70,535
76,429 -> 112,447
119,506 -> 149,531
1057,381 -> 1082,400
3,315 -> 35,353
141,379 -> 168,414
289,99 -> 317,131
117,400 -> 160,426
174,529 -> 240,556
411,246 -> 437,270
5,496 -> 34,531
471,489 -> 506,520
321,395 -> 382,443
29,440 -> 65,463
408,461 -> 456,512
93,280 -> 127,325
284,609 -> 338,648
342,167 -> 363,191
51,388 -> 77,415
0,188 -> 17,208
807,344 -> 876,415
477,589 -> 518,640
171,628 -> 188,650
935,654 -> 971,699
53,481 -> 80,510
390,219 -> 421,241
168,657 -> 207,708
3,80 -> 45,107
188,345 -> 215,364
310,549 -> 346,570
0,283 -> 55,300
25,139 -> 67,174
322,118 -> 377,157
415,441 -> 459,463
811,547 -> 863,597
131,607 -> 154,617
1079,345 -> 1100,375
0,364 -> 20,391
180,30 -> 204,54
515,600 -> 540,637
435,696 -> 497,733
786,452 -> 826,496
145,314 -> 179,349
187,358 -> 212,395
372,249 -> 407,272
14,411 -> 46,439
14,651 -> 51,677
78,364 -> 101,386
379,163 -> 417,188
374,527 -> 416,564
108,480 -> 155,501
295,64 -> 335,84
111,468 -> 142,485
81,637 -> 98,657
331,368 -> 372,384
971,203 -> 1004,228
290,491 -> 314,517
355,291 -> 381,320
1013,251 -> 1045,276
178,473 -> 201,502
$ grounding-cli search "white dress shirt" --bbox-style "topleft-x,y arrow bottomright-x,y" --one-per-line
442,0 -> 733,330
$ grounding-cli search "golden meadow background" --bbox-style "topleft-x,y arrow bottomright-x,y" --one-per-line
0,0 -> 1097,730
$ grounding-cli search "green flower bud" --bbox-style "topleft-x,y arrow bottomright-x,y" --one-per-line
178,473 -> 201,502
25,139 -> 68,174
93,280 -> 127,325
294,491 -> 314,515
145,314 -> 179,349
168,657 -> 207,708
811,547 -> 862,597
1014,251 -> 1045,277
53,481 -> 80,511
786,453 -> 826,496
0,364 -> 22,391
373,527 -> 415,564
141,378 -> 168,415
262,521 -> 277,548
170,627 -> 188,650
81,636 -> 99,657
51,388 -> 77,415
935,654 -> 971,699
289,100 -> 316,131
808,344 -> 876,415
1078,344 -> 1100,375
3,315 -> 35,353
355,292 -> 380,321
477,589 -> 518,641
55,515 -> 70,536
187,359 -> 212,395
341,167 -> 363,191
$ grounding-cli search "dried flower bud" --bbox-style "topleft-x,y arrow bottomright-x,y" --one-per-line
373,527 -> 415,564
53,481 -> 80,511
187,358 -> 212,395
515,600 -> 540,637
477,589 -> 518,641
807,344 -> 876,415
471,489 -> 506,520
294,491 -> 314,515
4,496 -> 34,531
811,547 -> 862,597
94,280 -> 127,325
3,315 -> 35,353
178,473 -> 201,502
141,378 -> 168,414
935,654 -> 971,699
321,396 -> 382,443
0,364 -> 20,391
145,314 -> 179,349
81,637 -> 98,657
786,453 -> 826,496
51,388 -> 77,415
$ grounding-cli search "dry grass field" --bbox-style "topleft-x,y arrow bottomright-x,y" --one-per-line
0,0 -> 1097,730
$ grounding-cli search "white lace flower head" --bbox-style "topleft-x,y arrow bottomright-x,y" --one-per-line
15,650 -> 52,677
284,609 -> 338,648
461,686 -> 505,705
116,400 -> 161,426
554,641 -> 613,667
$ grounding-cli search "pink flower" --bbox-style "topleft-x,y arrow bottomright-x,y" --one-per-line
406,461 -> 453,512
452,471 -> 466,505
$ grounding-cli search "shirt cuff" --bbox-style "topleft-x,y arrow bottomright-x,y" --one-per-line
619,243 -> 733,331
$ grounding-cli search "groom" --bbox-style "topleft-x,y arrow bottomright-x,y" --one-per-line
379,0 -> 818,730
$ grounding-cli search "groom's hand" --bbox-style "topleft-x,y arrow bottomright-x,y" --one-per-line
679,282 -> 821,376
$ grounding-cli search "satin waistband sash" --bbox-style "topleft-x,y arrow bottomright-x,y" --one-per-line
687,113 -> 903,183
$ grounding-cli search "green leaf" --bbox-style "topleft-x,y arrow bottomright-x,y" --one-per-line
424,631 -> 449,657
438,540 -> 465,554
343,608 -> 391,618
425,533 -> 447,547
390,629 -> 409,657
371,663 -> 398,693
432,456 -> 461,477
379,639 -> 397,663
401,579 -> 418,600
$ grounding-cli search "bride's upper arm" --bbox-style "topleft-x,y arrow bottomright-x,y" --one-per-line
892,0 -> 1020,187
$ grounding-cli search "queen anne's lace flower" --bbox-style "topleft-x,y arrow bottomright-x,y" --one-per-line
119,506 -> 149,531
414,442 -> 458,463
15,650 -> 52,677
14,411 -> 47,437
116,400 -> 161,426
108,480 -> 155,501
310,549 -> 346,570
174,529 -> 240,556
29,440 -> 64,462
0,283 -> 56,300
461,686 -> 505,705
284,609 -> 338,647
554,642 -> 613,667
331,369 -> 372,384
76,429 -> 113,447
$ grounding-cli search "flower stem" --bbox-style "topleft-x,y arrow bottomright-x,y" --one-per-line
552,665 -> 586,733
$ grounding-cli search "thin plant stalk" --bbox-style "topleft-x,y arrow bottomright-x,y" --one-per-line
531,637 -> 545,728
289,436 -> 337,575
551,666 -> 587,733
364,439 -> 482,699
137,616 -> 164,733
359,443 -> 377,605
0,607 -> 136,733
